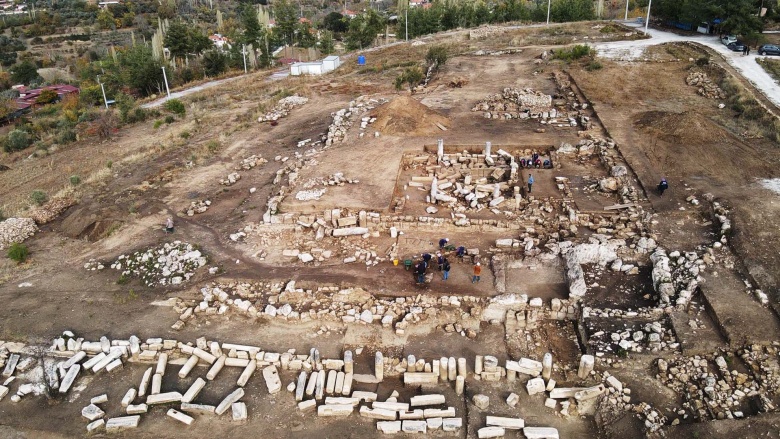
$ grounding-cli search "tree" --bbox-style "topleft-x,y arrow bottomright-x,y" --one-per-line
273,0 -> 298,46
3,129 -> 32,152
297,22 -> 316,48
394,66 -> 423,91
345,9 -> 386,50
118,45 -> 164,97
203,50 -> 228,76
551,0 -> 595,22
10,60 -> 41,86
241,3 -> 263,47
323,12 -> 348,33
165,21 -> 191,60
426,45 -> 448,67
318,30 -> 335,55
97,8 -> 115,30
35,89 -> 58,104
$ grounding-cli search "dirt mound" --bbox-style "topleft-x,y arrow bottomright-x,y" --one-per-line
634,110 -> 770,184
370,96 -> 450,136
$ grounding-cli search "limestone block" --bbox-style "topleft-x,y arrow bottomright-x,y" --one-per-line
342,373 -> 353,396
399,410 -> 425,420
373,401 -> 410,411
325,397 -> 360,406
523,427 -> 560,439
377,421 -> 402,434
86,419 -> 105,433
506,393 -> 519,407
237,360 -> 257,387
442,418 -> 462,432
549,388 -> 586,399
427,417 -> 443,430
263,365 -> 282,394
137,367 -> 152,397
182,378 -> 206,403
105,416 -> 140,432
402,420 -> 427,433
574,384 -> 605,401
577,355 -> 594,379
352,391 -> 377,402
167,408 -> 194,425
479,427 -> 506,438
155,353 -> 168,375
404,372 -> 437,385
410,394 -> 445,407
207,356 -> 226,380
59,364 -> 81,394
146,391 -> 182,405
360,406 -> 397,420
178,355 -> 199,379
506,358 -> 543,376
487,416 -> 524,429
91,394 -> 108,405
82,404 -> 105,421
526,377 -> 546,396
232,402 -> 248,422
298,399 -> 317,411
126,404 -> 148,415
472,394 -> 490,410
215,388 -> 245,415
151,373 -> 162,395
423,407 -> 455,418
180,403 -> 216,414
318,404 -> 353,417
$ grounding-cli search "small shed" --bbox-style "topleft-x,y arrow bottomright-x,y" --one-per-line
322,56 -> 341,73
290,62 -> 324,76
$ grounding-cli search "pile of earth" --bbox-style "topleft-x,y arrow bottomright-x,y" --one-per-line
370,96 -> 450,136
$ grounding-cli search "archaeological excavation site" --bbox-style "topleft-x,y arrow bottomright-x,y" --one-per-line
2,21 -> 780,439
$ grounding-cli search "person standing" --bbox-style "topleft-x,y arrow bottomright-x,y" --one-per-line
658,178 -> 669,196
747,45 -> 751,56
165,217 -> 174,233
472,262 -> 481,283
743,45 -> 748,56
436,252 -> 444,271
415,261 -> 426,284
442,258 -> 451,280
527,174 -> 535,193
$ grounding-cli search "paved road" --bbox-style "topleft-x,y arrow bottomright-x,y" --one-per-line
594,23 -> 780,108
141,69 -> 290,109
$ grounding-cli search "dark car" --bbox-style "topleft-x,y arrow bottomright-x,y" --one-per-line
759,44 -> 780,56
727,40 -> 746,52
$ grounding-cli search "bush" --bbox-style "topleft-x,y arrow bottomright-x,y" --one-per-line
106,160 -> 113,169
57,129 -> 77,144
394,66 -> 424,91
70,174 -> 81,185
585,60 -> 603,71
179,130 -> 190,139
3,129 -> 32,152
426,46 -> 448,67
163,98 -> 186,116
30,190 -> 47,205
553,44 -> 595,61
7,243 -> 29,263
164,115 -> 175,124
35,89 -> 59,105
153,119 -> 164,129
207,140 -> 220,154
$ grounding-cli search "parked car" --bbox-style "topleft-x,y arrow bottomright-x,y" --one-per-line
721,35 -> 737,46
758,44 -> 780,56
727,40 -> 746,52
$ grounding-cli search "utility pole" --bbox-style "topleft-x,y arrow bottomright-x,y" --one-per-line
546,0 -> 551,25
161,66 -> 171,98
405,1 -> 408,42
625,0 -> 629,21
242,44 -> 248,73
97,75 -> 108,110
644,0 -> 652,35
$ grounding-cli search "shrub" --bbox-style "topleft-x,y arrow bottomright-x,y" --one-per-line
57,129 -> 77,144
585,60 -> 603,71
695,57 -> 710,67
553,44 -> 595,61
35,89 -> 59,105
30,190 -> 47,205
179,130 -> 190,139
426,46 -> 448,67
163,98 -> 186,116
206,139 -> 220,154
70,174 -> 81,185
153,119 -> 164,129
7,243 -> 29,263
394,66 -> 424,91
3,129 -> 32,152
164,115 -> 175,124
106,160 -> 113,169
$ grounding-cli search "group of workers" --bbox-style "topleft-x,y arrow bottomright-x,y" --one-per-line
519,152 -> 553,170
413,238 -> 482,285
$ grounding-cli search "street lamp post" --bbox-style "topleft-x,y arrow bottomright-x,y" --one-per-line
644,0 -> 652,35
405,4 -> 408,42
546,0 -> 551,25
162,66 -> 171,99
625,0 -> 629,21
242,44 -> 248,73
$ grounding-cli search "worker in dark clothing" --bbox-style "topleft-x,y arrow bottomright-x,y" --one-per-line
436,253 -> 445,271
438,238 -> 449,249
658,178 -> 669,196
442,258 -> 451,280
415,262 -> 426,284
422,253 -> 432,269
456,246 -> 466,262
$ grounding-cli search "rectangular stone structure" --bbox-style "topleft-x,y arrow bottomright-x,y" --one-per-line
182,378 -> 206,403
443,418 -> 462,432
216,388 -> 245,415
317,404 -> 353,417
423,407 -> 455,418
402,420 -> 427,433
232,402 -> 248,421
105,416 -> 140,432
360,406 -> 397,420
373,401 -> 410,411
478,426 -> 506,438
377,421 -> 402,434
167,408 -> 194,425
404,372 -> 437,385
523,427 -> 560,439
263,365 -> 282,394
180,403 -> 216,414
59,364 -> 81,394
486,416 -> 525,429
410,394 -> 445,407
146,391 -> 182,405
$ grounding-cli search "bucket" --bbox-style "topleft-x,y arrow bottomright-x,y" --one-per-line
393,259 -> 399,266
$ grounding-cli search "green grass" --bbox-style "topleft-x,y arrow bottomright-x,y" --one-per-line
757,57 -> 780,83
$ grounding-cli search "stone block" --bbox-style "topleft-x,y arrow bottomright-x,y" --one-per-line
126,403 -> 148,415
402,420 -> 427,433
59,364 -> 81,394
472,394 -> 490,410
410,394 -> 445,407
486,416 -> 524,429
427,417 -> 443,430
216,388 -> 245,415
377,421 -> 402,434
360,406 -> 397,420
146,391 -> 182,405
298,399 -> 316,411
86,419 -> 105,433
180,403 -> 216,414
167,408 -> 194,425
506,393 -> 519,407
105,416 -> 140,432
478,426 -> 506,438
373,401 -> 410,411
442,417 -> 462,431
263,365 -> 282,394
121,388 -> 136,407
404,372 -> 437,385
318,404 -> 353,417
182,378 -> 206,403
523,427 -> 560,439
423,407 -> 455,418
399,409 -> 424,420
82,404 -> 105,421
506,358 -> 543,376
526,377 -> 546,396
232,402 -> 248,422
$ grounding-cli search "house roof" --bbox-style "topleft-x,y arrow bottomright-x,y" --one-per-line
16,84 -> 79,110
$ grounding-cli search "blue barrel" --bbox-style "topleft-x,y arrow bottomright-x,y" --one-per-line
357,55 -> 366,66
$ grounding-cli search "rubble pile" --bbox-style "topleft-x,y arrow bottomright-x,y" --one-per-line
29,197 -> 77,225
257,95 -> 309,122
300,172 -> 360,189
109,241 -> 208,287
650,248 -> 705,309
236,155 -> 268,170
468,25 -> 504,39
220,172 -> 241,186
295,189 -> 327,201
0,217 -> 38,250
183,200 -> 211,216
585,319 -> 679,355
324,96 -> 386,146
686,71 -> 725,99
472,88 -> 562,121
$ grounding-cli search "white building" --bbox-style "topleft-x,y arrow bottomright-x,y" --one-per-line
290,56 -> 341,76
